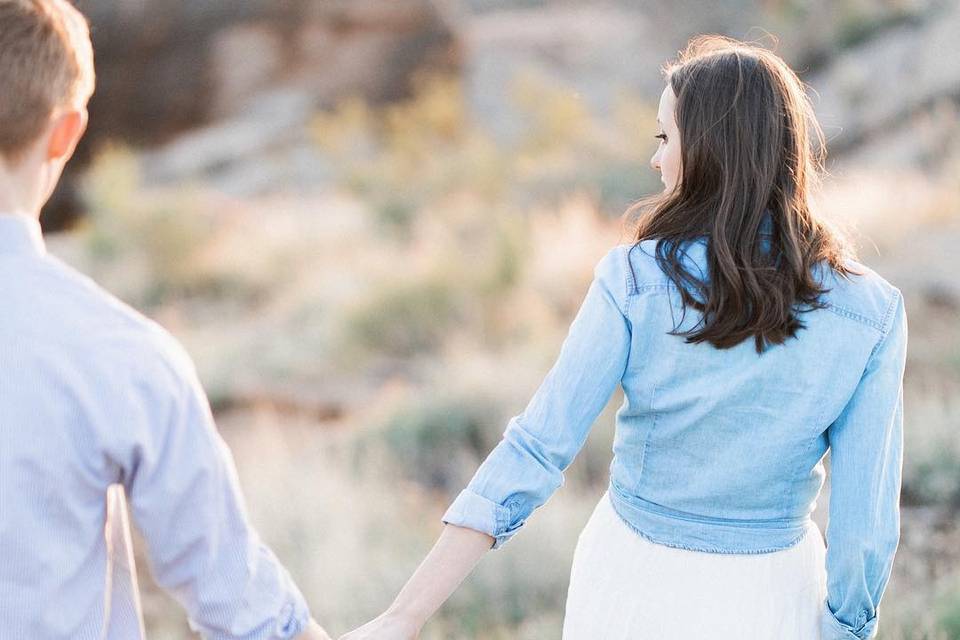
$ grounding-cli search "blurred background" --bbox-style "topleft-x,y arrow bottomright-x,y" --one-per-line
43,0 -> 960,637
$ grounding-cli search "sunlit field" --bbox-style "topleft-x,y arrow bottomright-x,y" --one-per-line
48,55 -> 960,640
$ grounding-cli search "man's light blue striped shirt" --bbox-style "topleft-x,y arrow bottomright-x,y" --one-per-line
0,213 -> 310,639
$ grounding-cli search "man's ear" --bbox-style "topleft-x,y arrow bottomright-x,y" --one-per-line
45,108 -> 88,163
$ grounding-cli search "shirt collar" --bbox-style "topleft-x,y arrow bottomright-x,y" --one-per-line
759,209 -> 774,236
0,213 -> 46,256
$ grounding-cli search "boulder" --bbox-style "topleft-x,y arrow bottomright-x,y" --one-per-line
43,0 -> 460,229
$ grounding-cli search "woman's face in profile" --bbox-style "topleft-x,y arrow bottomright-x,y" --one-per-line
650,84 -> 681,192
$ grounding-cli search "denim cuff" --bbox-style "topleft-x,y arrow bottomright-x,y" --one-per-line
441,488 -> 519,549
820,604 -> 877,640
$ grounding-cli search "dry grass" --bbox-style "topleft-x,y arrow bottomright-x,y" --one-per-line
45,62 -> 960,639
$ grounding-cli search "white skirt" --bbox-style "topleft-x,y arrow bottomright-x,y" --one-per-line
562,491 -> 827,639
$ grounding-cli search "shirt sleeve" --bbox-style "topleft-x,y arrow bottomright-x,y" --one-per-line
441,246 -> 633,549
120,332 -> 311,640
820,288 -> 907,640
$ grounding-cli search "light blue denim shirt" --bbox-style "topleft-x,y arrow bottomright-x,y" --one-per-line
442,214 -> 907,640
0,213 -> 310,639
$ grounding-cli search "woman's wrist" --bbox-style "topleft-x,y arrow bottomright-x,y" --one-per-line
378,523 -> 494,633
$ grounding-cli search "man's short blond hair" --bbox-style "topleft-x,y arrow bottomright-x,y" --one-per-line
0,0 -> 94,164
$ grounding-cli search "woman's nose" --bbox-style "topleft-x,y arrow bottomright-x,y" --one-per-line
650,152 -> 660,172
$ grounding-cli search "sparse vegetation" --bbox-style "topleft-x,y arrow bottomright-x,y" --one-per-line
57,43 -> 960,640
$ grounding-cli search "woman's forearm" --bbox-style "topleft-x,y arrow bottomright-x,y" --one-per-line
386,523 -> 496,628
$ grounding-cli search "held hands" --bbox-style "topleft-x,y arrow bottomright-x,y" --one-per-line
338,610 -> 422,640
298,618 -> 335,640
337,523 -> 494,639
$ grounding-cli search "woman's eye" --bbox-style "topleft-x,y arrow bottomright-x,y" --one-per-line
655,133 -> 667,142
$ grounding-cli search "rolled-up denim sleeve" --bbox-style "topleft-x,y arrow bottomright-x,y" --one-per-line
442,246 -> 633,548
821,289 -> 907,640
122,333 -> 311,639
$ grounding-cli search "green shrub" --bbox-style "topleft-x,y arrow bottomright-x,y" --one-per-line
79,145 -> 251,307
902,392 -> 960,507
377,394 -> 502,492
931,575 -> 960,640
344,278 -> 462,358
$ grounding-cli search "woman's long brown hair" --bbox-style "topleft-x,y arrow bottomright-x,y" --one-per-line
628,35 -> 862,354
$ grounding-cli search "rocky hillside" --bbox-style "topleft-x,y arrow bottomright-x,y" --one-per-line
47,0 -> 460,228
45,0 -> 959,227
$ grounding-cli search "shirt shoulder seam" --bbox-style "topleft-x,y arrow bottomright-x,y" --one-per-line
867,287 -> 902,360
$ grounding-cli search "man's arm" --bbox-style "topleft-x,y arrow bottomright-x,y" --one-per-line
119,332 -> 329,639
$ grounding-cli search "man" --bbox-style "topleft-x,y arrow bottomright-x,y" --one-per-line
0,1 -> 330,637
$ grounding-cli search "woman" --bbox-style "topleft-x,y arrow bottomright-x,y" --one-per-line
341,35 -> 907,639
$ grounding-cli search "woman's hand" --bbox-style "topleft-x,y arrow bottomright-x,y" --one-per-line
338,610 -> 421,640
337,523 -> 493,639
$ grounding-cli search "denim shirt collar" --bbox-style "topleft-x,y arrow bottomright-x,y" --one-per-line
759,208 -> 774,237
0,213 -> 46,256
663,209 -> 778,293
687,208 -> 774,247
758,209 -> 775,253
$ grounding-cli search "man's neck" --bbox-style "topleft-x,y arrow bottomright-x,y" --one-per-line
0,159 -> 44,218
